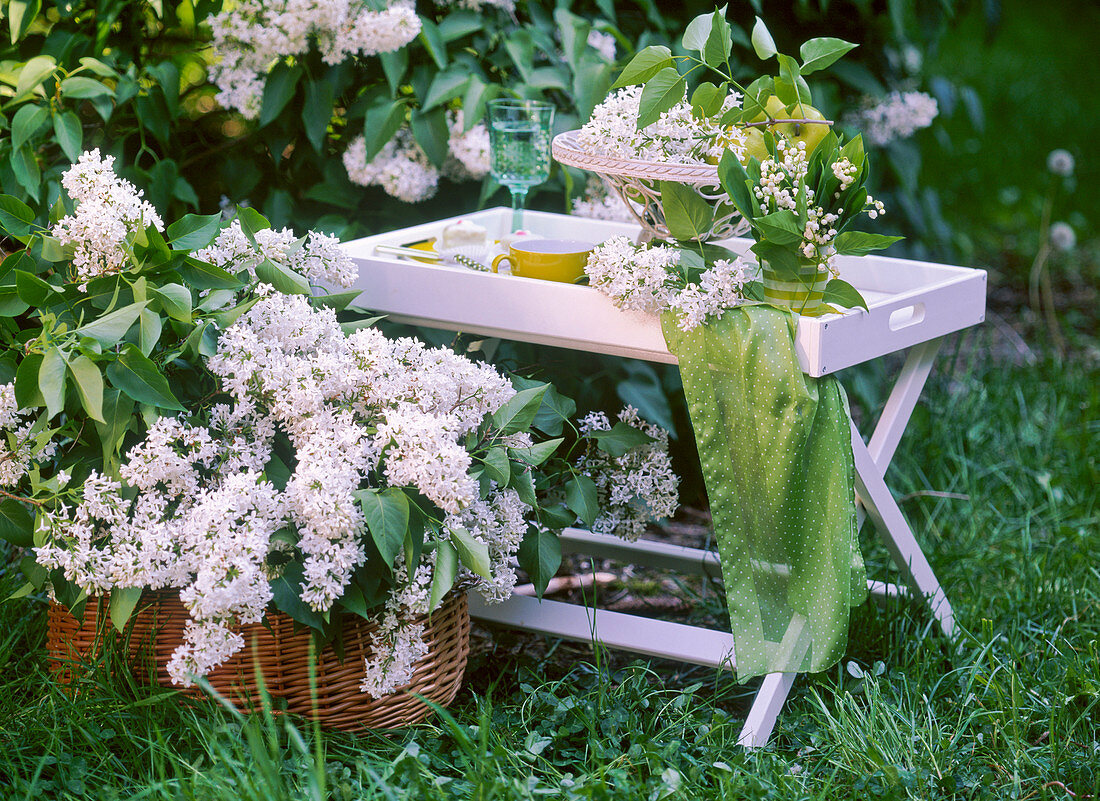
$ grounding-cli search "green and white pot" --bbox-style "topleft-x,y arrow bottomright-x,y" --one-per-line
760,258 -> 830,317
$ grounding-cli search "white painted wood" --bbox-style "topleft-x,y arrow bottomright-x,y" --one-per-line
559,528 -> 908,602
467,593 -> 736,669
339,208 -> 987,377
851,420 -> 955,638
867,339 -> 943,469
737,672 -> 797,748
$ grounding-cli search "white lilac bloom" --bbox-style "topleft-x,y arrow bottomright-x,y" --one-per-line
0,383 -> 58,486
209,0 -> 421,118
194,221 -> 358,288
51,150 -> 164,290
1047,149 -> 1075,178
343,130 -> 440,203
584,235 -> 680,314
1049,222 -> 1076,252
571,176 -> 639,223
667,258 -> 753,332
446,109 -> 491,180
850,91 -> 938,147
587,29 -> 616,62
576,86 -> 746,164
577,407 -> 679,542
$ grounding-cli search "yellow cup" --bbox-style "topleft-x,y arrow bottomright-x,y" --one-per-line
491,239 -> 594,283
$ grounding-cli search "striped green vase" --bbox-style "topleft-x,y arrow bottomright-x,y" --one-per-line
760,258 -> 830,317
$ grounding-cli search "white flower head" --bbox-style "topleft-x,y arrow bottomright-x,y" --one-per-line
52,149 -> 164,289
1049,221 -> 1076,252
1047,149 -> 1075,178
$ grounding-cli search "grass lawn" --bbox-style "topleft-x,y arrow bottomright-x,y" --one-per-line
1,316 -> 1096,800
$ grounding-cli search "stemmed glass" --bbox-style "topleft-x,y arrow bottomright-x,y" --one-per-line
487,99 -> 555,232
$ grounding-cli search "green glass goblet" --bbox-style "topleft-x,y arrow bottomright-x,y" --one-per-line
487,99 -> 555,232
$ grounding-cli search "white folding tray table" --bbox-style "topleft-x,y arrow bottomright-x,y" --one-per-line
340,207 -> 987,747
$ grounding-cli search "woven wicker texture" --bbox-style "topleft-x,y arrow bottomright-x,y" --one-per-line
46,590 -> 470,730
552,130 -> 748,242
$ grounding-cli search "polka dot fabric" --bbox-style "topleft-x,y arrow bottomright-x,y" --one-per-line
662,306 -> 867,682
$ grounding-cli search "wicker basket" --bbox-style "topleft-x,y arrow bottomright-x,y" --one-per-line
46,590 -> 471,730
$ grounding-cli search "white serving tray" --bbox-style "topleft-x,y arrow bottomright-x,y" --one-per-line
340,208 -> 986,377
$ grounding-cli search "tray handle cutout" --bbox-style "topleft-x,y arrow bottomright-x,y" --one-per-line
888,303 -> 926,331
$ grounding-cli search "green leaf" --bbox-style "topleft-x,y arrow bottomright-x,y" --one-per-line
492,384 -> 549,435
68,354 -> 104,423
777,54 -> 803,98
150,283 -> 192,322
565,475 -> 600,528
105,344 -> 184,410
637,67 -> 686,129
681,11 -> 715,52
8,0 -> 42,44
419,16 -> 448,69
379,49 -> 407,94
482,446 -> 510,485
573,57 -> 615,122
0,500 -> 34,547
11,145 -> 41,199
507,437 -> 562,467
703,10 -> 733,70
755,209 -> 803,246
167,213 -> 223,250
509,466 -> 537,507
610,45 -> 673,88
16,269 -> 52,306
840,133 -> 866,168
269,563 -> 325,629
517,528 -> 562,598
750,16 -> 777,60
410,107 -> 449,169
95,388 -> 134,469
14,55 -> 55,97
361,99 -> 407,163
52,109 -> 83,162
0,195 -> 36,236
660,181 -> 713,242
749,242 -> 801,279
108,586 -> 143,633
438,10 -> 483,41
312,290 -> 361,312
357,487 -> 410,569
691,82 -> 726,119
422,69 -> 470,112
177,257 -> 244,290
429,541 -> 459,612
39,347 -> 67,419
833,231 -> 903,256
254,258 -> 311,295
449,525 -> 491,580
79,57 -> 119,79
587,421 -> 655,458
14,353 -> 44,408
302,78 -> 335,152
259,62 -> 301,127
799,37 -> 858,75
0,285 -> 29,318
717,149 -> 755,221
74,301 -> 147,348
12,104 -> 49,150
822,278 -> 869,311
59,76 -> 113,99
